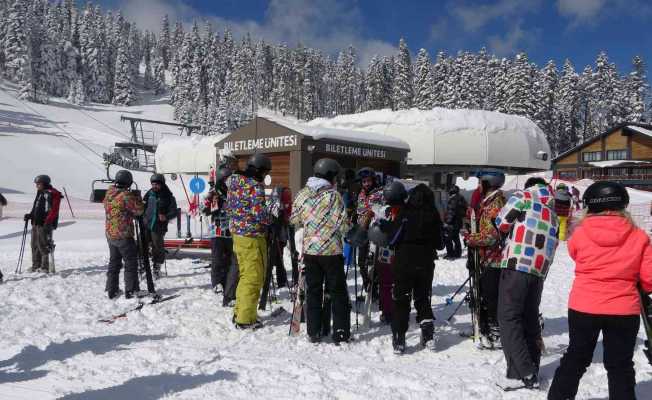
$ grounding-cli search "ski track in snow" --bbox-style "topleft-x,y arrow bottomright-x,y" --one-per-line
1,219 -> 652,399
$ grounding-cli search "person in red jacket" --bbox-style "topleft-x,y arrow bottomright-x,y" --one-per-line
548,181 -> 652,400
24,175 -> 61,273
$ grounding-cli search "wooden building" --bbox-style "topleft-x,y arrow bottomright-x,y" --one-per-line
214,117 -> 410,196
552,123 -> 652,190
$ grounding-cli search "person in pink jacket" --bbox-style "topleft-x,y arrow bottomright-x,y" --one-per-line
548,181 -> 652,400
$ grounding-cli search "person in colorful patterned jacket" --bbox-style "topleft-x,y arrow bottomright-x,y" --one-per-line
226,153 -> 271,330
494,177 -> 559,390
24,175 -> 62,273
103,170 -> 144,299
464,169 -> 507,349
291,158 -> 351,343
356,167 -> 384,291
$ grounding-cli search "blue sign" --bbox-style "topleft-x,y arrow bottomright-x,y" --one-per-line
189,177 -> 206,194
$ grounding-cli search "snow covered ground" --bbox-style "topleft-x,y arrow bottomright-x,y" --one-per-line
1,218 -> 652,399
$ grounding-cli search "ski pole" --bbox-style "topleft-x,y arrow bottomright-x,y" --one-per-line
446,291 -> 470,323
15,219 -> 28,274
353,246 -> 359,331
446,276 -> 471,305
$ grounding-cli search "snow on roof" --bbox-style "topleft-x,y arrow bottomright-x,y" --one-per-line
307,108 -> 551,170
627,125 -> 652,138
588,160 -> 647,168
155,134 -> 227,173
259,111 -> 409,150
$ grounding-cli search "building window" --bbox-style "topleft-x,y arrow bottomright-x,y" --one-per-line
558,170 -> 577,180
606,149 -> 627,160
582,151 -> 603,162
606,168 -> 627,177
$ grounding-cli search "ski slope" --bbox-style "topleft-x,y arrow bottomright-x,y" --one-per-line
1,219 -> 652,399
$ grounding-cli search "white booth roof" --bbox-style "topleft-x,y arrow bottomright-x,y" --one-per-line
155,135 -> 227,174
307,107 -> 551,171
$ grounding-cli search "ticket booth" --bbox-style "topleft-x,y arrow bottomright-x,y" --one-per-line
215,117 -> 410,195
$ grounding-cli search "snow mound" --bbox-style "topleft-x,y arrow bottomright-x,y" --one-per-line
308,108 -> 551,171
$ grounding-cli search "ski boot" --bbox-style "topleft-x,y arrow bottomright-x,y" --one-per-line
153,264 -> 162,280
522,373 -> 540,390
234,319 -> 263,330
488,324 -> 502,349
309,334 -> 322,344
420,319 -> 436,351
392,331 -> 406,355
333,329 -> 351,345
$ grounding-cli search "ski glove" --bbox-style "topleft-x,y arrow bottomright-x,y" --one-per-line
24,213 -> 31,221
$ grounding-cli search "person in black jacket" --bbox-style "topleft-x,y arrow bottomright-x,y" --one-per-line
25,175 -> 62,273
443,185 -> 467,259
143,174 -> 178,278
378,182 -> 443,354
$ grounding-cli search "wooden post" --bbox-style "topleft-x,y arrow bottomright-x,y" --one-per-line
62,187 -> 75,219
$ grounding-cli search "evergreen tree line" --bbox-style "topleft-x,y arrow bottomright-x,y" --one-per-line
1,0 -> 649,154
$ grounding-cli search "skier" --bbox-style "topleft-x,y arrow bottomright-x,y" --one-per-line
24,175 -> 61,273
226,153 -> 271,330
103,170 -> 144,299
291,158 -> 351,343
202,165 -> 238,306
143,174 -> 178,278
464,169 -> 507,349
374,182 -> 442,354
494,177 -> 559,390
548,181 -> 652,400
443,185 -> 467,259
554,183 -> 572,241
356,167 -> 384,292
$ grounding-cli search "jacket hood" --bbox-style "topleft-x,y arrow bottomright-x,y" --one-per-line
529,184 -> 555,209
306,177 -> 332,192
580,215 -> 634,247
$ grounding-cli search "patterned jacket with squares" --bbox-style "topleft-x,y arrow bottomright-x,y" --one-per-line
495,184 -> 559,279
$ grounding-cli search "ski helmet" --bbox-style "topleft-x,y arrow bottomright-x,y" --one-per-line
114,170 -> 133,188
215,166 -> 232,183
34,175 -> 51,185
448,185 -> 460,195
383,181 -> 407,205
247,153 -> 272,173
313,158 -> 341,182
477,168 -> 505,188
583,181 -> 629,213
150,173 -> 165,184
367,223 -> 389,247
357,167 -> 376,181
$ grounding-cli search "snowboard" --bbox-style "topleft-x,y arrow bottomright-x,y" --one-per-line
469,209 -> 482,344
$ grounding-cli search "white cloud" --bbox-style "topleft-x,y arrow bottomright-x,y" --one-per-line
488,22 -> 538,57
556,0 -> 606,21
448,0 -> 541,32
116,0 -> 396,66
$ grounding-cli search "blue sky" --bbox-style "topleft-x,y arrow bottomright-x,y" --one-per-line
99,0 -> 652,73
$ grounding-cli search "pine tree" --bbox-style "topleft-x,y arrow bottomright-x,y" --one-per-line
557,59 -> 581,152
152,54 -> 165,95
365,56 -> 386,110
112,39 -> 135,105
625,56 -> 648,121
4,0 -> 29,81
534,60 -> 560,153
392,38 -> 413,109
432,51 -> 449,107
159,14 -> 170,69
413,48 -> 434,110
502,52 -> 536,118
254,40 -> 273,107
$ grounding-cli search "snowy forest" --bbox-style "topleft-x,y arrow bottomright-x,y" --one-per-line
1,0 -> 650,155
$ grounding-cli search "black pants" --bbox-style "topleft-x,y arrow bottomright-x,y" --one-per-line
106,238 -> 139,295
304,254 -> 350,340
480,266 -> 501,334
223,254 -> 239,306
211,237 -> 233,289
548,309 -> 639,400
392,244 -> 435,338
357,243 -> 371,288
269,239 -> 288,288
498,269 -> 543,379
444,228 -> 462,257
149,230 -> 166,265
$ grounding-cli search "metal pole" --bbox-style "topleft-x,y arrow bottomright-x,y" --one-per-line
62,187 -> 75,219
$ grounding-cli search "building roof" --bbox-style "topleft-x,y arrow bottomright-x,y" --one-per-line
553,122 -> 652,162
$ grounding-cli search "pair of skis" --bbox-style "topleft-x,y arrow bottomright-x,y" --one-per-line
98,293 -> 180,323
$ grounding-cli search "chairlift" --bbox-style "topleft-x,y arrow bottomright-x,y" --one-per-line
89,161 -> 140,203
